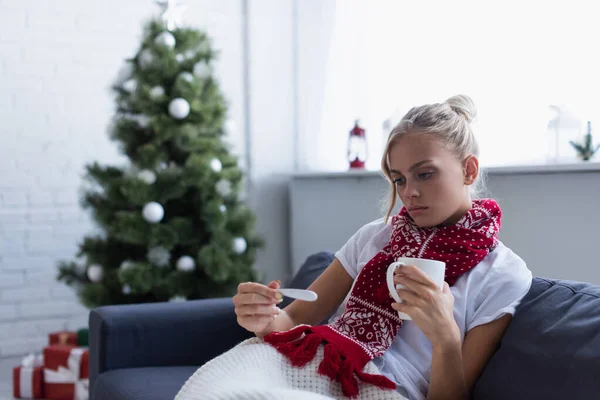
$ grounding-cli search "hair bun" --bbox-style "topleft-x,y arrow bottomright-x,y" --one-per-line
446,94 -> 477,123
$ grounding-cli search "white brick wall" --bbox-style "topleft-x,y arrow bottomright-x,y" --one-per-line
0,0 -> 248,360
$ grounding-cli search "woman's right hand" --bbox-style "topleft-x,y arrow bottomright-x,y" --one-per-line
233,280 -> 284,334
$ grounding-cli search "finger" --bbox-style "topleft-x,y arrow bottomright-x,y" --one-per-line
393,273 -> 429,293
443,281 -> 451,294
235,292 -> 280,305
395,288 -> 419,304
238,282 -> 282,301
394,266 -> 438,289
267,280 -> 281,290
391,301 -> 415,317
235,304 -> 281,317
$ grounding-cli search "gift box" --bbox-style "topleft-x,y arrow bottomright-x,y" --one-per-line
49,331 -> 78,346
13,353 -> 44,399
76,328 -> 88,347
43,345 -> 89,400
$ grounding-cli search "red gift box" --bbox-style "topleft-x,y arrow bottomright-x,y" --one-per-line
49,331 -> 78,346
13,361 -> 44,399
43,345 -> 89,400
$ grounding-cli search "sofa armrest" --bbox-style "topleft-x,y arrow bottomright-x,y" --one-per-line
89,297 -> 252,396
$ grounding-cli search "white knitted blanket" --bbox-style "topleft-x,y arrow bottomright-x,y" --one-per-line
175,337 -> 407,400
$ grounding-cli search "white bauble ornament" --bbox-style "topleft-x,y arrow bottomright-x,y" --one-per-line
135,115 -> 150,128
137,170 -> 156,184
179,72 -> 194,83
150,86 -> 165,99
215,179 -> 232,197
193,62 -> 211,78
147,246 -> 171,267
232,237 -> 247,254
142,201 -> 164,223
184,50 -> 195,60
210,158 -> 222,172
176,255 -> 196,272
122,79 -> 137,93
219,204 -> 227,213
122,285 -> 132,295
224,119 -> 237,136
155,31 -> 176,49
87,264 -> 104,282
175,53 -> 185,63
138,49 -> 154,68
168,98 -> 190,120
169,295 -> 187,302
120,260 -> 135,271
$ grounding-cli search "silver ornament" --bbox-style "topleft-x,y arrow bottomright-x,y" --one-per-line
184,50 -> 195,60
137,170 -> 157,184
138,49 -> 154,68
155,0 -> 187,31
87,264 -> 104,282
150,86 -> 165,99
122,79 -> 137,93
210,158 -> 222,172
176,255 -> 196,272
147,246 -> 171,267
193,62 -> 211,78
134,115 -> 150,128
219,204 -> 227,213
215,179 -> 232,197
175,53 -> 185,63
142,201 -> 164,223
120,260 -> 135,271
179,72 -> 194,83
232,237 -> 247,254
122,285 -> 132,295
168,98 -> 190,119
155,31 -> 176,49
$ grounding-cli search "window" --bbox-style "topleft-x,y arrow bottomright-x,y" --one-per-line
297,0 -> 600,171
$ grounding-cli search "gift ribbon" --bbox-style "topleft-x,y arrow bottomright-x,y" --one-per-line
44,348 -> 88,400
19,353 -> 43,398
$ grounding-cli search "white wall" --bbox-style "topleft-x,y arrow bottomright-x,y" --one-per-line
246,0 -> 296,283
0,0 -> 294,359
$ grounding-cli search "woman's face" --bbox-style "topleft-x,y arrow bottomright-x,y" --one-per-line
388,133 -> 477,228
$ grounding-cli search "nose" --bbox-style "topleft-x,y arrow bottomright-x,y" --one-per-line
402,180 -> 419,198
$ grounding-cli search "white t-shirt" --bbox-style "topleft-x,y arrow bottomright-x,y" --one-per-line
332,218 -> 533,400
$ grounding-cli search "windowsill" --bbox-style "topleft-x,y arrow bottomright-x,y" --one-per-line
292,161 -> 600,179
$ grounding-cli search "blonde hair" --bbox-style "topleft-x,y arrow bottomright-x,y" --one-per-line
380,94 -> 486,222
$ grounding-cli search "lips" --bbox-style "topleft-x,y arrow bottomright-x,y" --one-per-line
408,206 -> 428,212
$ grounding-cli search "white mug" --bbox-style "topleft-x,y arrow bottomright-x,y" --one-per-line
386,257 -> 446,320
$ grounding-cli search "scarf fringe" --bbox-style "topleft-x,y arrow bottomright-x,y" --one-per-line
265,328 -> 396,398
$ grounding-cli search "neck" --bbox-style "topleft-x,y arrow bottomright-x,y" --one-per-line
440,199 -> 473,227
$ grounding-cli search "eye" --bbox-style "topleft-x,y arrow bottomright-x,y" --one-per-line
418,172 -> 433,180
393,177 -> 406,186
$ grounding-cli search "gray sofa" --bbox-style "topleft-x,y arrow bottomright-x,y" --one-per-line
89,251 -> 600,399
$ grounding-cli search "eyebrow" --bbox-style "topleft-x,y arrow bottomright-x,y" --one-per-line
389,159 -> 433,174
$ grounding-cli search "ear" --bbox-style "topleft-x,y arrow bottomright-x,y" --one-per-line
463,155 -> 479,185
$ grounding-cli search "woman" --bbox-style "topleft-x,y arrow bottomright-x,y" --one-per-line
176,95 -> 533,400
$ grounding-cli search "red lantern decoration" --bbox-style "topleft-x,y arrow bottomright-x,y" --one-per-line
348,120 -> 367,169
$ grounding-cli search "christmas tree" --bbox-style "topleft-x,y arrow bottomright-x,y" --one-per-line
57,4 -> 263,308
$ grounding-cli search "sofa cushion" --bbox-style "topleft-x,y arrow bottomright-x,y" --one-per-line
93,366 -> 198,400
473,277 -> 600,399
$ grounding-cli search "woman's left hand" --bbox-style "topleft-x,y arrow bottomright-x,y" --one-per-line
391,264 -> 461,348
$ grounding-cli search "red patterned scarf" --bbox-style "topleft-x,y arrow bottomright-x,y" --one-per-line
264,199 -> 502,398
